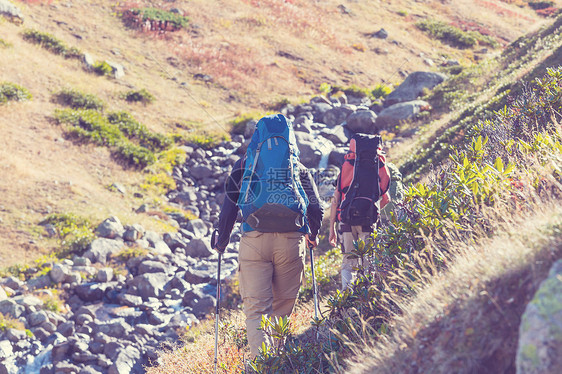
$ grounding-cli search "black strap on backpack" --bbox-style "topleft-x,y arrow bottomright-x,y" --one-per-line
339,134 -> 382,226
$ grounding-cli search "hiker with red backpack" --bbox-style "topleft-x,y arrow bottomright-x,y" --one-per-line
328,133 -> 391,290
213,114 -> 324,359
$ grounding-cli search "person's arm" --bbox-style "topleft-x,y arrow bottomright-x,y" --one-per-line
215,158 -> 243,251
299,167 -> 323,244
378,156 -> 391,210
329,176 -> 341,247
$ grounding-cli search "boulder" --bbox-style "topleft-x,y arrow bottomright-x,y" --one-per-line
185,238 -> 213,258
376,100 -> 430,129
0,340 -> 13,360
295,132 -> 322,168
384,71 -> 447,106
516,259 -> 562,374
0,286 -> 6,301
107,346 -> 143,374
319,126 -> 349,145
95,216 -> 125,239
138,260 -> 168,275
0,0 -> 23,24
84,238 -> 124,264
183,219 -> 208,238
132,273 -> 168,299
345,110 -> 378,134
0,299 -> 24,319
322,106 -> 354,128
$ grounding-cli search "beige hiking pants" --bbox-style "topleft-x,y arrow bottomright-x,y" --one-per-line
340,224 -> 370,290
238,231 -> 306,358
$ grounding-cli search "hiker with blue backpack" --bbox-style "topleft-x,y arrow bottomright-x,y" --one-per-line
328,133 -> 391,290
213,114 -> 324,359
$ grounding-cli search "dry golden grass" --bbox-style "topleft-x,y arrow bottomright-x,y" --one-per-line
0,0 -> 545,267
346,201 -> 562,374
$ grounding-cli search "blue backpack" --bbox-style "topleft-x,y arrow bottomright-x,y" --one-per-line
237,114 -> 309,233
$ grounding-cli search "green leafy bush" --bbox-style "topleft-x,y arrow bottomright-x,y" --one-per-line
40,213 -> 94,257
127,7 -> 189,29
0,38 -> 12,48
53,88 -> 105,110
229,113 -> 260,135
371,83 -> 392,99
122,88 -> 155,104
416,20 -> 497,49
92,61 -> 113,76
107,111 -> 171,152
0,82 -> 32,103
22,29 -> 82,58
0,313 -> 25,331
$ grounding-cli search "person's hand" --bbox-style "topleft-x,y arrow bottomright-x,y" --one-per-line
329,228 -> 337,247
305,234 -> 318,249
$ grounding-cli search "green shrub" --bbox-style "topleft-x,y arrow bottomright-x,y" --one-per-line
122,88 -> 155,104
40,213 -> 95,257
371,83 -> 392,99
0,38 -> 12,48
113,246 -> 149,262
113,142 -> 156,168
229,113 -> 260,135
0,82 -> 32,103
92,61 -> 113,76
184,131 -> 230,149
128,7 -> 189,29
107,111 -> 171,152
0,313 -> 25,331
53,88 -> 105,110
22,29 -> 82,58
56,109 -> 122,146
416,19 -> 497,49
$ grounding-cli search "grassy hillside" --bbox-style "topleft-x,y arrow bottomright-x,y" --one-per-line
0,0 -> 547,266
147,13 -> 562,374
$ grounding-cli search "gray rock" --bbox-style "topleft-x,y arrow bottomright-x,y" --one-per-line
345,110 -> 378,134
151,240 -> 172,255
138,260 -> 168,274
322,106 -> 354,128
0,340 -> 12,359
75,283 -> 105,302
295,132 -> 322,168
328,148 -> 346,167
184,268 -> 212,284
54,361 -> 81,374
170,189 -> 198,206
50,264 -> 68,283
190,165 -> 214,180
95,216 -> 124,239
0,287 -> 6,301
83,53 -> 95,71
133,273 -> 168,299
184,219 -> 208,238
84,238 -> 124,264
163,232 -> 189,250
5,328 -> 26,342
57,321 -> 75,337
0,299 -> 24,319
28,310 -> 49,327
27,274 -> 52,290
1,277 -> 23,290
185,238 -> 213,258
516,259 -> 562,374
119,293 -> 143,307
97,268 -> 114,282
0,0 -> 23,24
31,327 -> 50,342
108,345 -> 143,374
123,224 -> 145,242
107,61 -> 125,79
73,257 -> 91,267
384,71 -> 447,106
94,320 -> 132,339
376,100 -> 430,129
319,126 -> 349,145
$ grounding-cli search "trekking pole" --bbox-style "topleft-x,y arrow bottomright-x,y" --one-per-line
308,240 -> 320,338
211,229 -> 221,374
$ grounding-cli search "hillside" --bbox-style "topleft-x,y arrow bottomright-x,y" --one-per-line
0,0 -> 547,267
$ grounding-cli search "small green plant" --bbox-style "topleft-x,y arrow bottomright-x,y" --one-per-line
122,88 -> 155,104
416,19 -> 498,49
22,29 -> 82,58
125,7 -> 190,29
53,88 -> 105,110
319,82 -> 332,96
0,38 -> 12,48
229,113 -> 261,135
183,131 -> 230,149
114,245 -> 149,262
371,83 -> 393,99
40,213 -> 95,257
0,82 -> 32,103
107,111 -> 171,152
92,61 -> 113,76
0,313 -> 25,331
39,289 -> 64,313
398,10 -> 409,17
